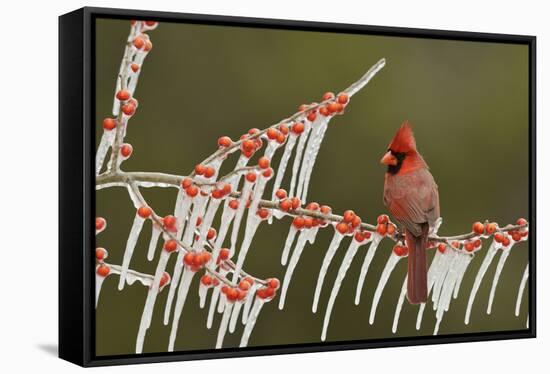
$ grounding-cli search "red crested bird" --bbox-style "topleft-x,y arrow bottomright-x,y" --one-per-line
380,121 -> 440,304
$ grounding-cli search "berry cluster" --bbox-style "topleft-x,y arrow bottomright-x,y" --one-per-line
375,214 -> 397,237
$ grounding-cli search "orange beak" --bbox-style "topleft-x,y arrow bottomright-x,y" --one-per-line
380,151 -> 398,166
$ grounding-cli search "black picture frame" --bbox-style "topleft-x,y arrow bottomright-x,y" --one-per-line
59,6 -> 536,367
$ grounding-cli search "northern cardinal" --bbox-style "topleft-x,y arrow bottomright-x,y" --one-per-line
380,121 -> 440,304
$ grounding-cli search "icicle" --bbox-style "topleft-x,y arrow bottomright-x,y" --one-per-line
212,205 -> 237,261
242,283 -> 260,324
296,118 -> 321,200
487,244 -> 514,314
433,253 -> 461,335
146,224 -> 162,261
281,225 -> 298,266
126,183 -> 142,208
135,249 -> 171,354
215,303 -> 234,349
344,58 -> 386,97
300,119 -> 329,203
199,283 -> 209,309
168,267 -> 196,352
312,229 -> 345,313
229,302 -> 243,333
239,298 -> 266,348
369,252 -> 403,324
164,195 -> 208,325
465,241 -> 500,324
232,214 -> 262,282
175,191 -> 193,241
95,130 -> 115,175
279,229 -> 313,309
432,251 -> 457,308
355,234 -> 383,305
453,253 -> 473,299
196,198 -> 222,246
321,237 -> 368,341
95,274 -> 107,308
229,180 -> 254,256
207,269 -> 229,329
392,276 -> 408,333
515,263 -> 529,316
289,122 -> 311,197
263,139 -> 279,160
270,134 -> 297,223
416,250 -> 444,330
217,291 -> 227,313
118,215 -> 145,290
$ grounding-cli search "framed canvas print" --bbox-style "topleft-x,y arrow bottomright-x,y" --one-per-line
59,7 -> 536,367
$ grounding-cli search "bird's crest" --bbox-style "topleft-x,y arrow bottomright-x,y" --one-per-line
388,121 -> 417,154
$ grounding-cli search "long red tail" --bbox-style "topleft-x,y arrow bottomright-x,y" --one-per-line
405,225 -> 429,304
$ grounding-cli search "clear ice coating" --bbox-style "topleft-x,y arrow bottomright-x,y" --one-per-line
198,282 -> 209,309
215,303 -> 234,348
281,226 -> 298,266
230,180 -> 255,256
239,298 -> 266,348
118,215 -> 145,290
453,253 -> 473,299
355,234 -> 383,305
212,204 -> 237,262
312,229 -> 345,313
95,274 -> 107,308
369,252 -> 402,325
95,130 -> 115,175
296,118 -> 320,200
433,251 -> 461,335
135,249 -> 172,354
242,283 -> 260,324
168,267 -> 195,352
515,263 -> 529,317
229,301 -> 244,333
300,119 -> 329,203
207,268 -> 229,329
416,249 -> 444,330
487,243 -> 514,314
279,228 -> 317,310
391,276 -> 408,333
465,240 -> 499,324
289,122 -> 312,197
147,224 -> 162,261
321,237 -> 370,341
270,134 -> 298,222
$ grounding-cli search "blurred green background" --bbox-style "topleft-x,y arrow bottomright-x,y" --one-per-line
95,18 -> 529,356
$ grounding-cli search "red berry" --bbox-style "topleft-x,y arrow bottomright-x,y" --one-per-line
257,209 -> 269,219
276,132 -> 286,144
130,63 -> 140,73
267,278 -> 280,289
201,274 -> 213,286
474,239 -> 482,248
512,232 -> 522,241
145,21 -> 157,27
246,172 -> 257,183
241,139 -> 256,153
267,128 -> 279,140
258,157 -> 270,169
319,106 -> 330,116
322,92 -> 335,101
207,228 -> 217,240
229,200 -> 239,210
363,231 -> 372,239
437,243 -> 446,253
291,197 -> 301,210
144,40 -> 153,52
502,236 -> 511,247
186,185 -> 199,197
204,166 -> 216,178
116,90 -> 131,101
95,247 -> 108,260
464,242 -> 475,252
352,215 -> 362,228
102,118 -> 117,130
337,93 -> 349,104
95,217 -> 106,231
164,239 -> 178,252
159,272 -> 171,287
516,218 -> 527,226
275,189 -> 287,199
226,288 -> 239,301
485,222 -> 498,234
163,215 -> 177,229
262,168 -> 273,178
494,233 -> 504,243
393,245 -> 408,257
183,252 -> 195,265
279,123 -> 289,135
327,102 -> 341,114
218,136 -> 232,148
292,122 -> 305,134
196,217 -> 203,226
377,214 -> 389,224
195,164 -> 206,175
293,216 -> 305,229
303,217 -> 313,229
219,248 -> 230,260
181,178 -> 193,189
133,37 -> 145,50
211,189 -> 224,199
298,104 -> 308,112
306,202 -> 319,210
336,222 -> 349,234
279,199 -> 292,211
121,103 -> 136,116
386,223 -> 396,235
354,232 -> 365,242
96,264 -> 110,277
472,222 -> 485,235
320,205 -> 331,214
137,206 -> 152,218
200,251 -> 211,265
376,223 -> 387,236
307,112 -> 317,122
120,143 -> 133,157
239,280 -> 251,291
343,210 -> 355,223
